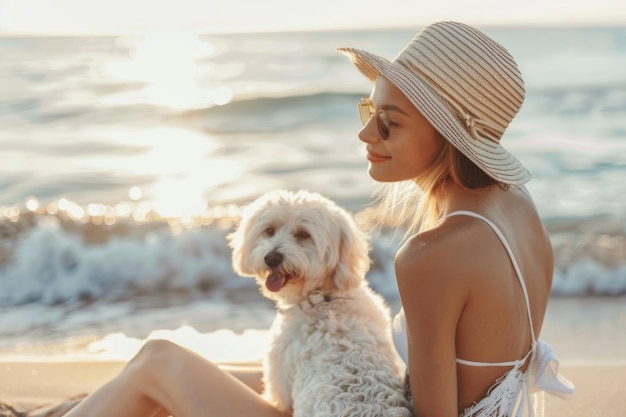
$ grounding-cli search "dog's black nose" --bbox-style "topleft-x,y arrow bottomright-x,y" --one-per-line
264,251 -> 283,268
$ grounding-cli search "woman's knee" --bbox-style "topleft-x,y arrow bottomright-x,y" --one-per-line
123,339 -> 221,405
127,339 -> 185,371
127,339 -> 218,384
133,339 -> 182,363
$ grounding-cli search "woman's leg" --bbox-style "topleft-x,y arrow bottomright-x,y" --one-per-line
26,400 -> 169,417
24,348 -> 267,417
50,339 -> 285,417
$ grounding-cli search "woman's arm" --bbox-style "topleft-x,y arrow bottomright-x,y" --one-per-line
395,233 -> 469,417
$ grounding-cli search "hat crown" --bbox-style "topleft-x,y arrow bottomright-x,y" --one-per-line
393,21 -> 525,142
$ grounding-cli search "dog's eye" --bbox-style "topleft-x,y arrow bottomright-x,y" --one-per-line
294,230 -> 310,241
264,227 -> 275,237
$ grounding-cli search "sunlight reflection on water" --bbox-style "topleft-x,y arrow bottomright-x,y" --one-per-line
102,31 -> 233,109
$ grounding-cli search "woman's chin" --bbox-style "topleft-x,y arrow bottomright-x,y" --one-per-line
367,166 -> 386,182
368,166 -> 399,183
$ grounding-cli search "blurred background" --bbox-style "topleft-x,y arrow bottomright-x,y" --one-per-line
0,0 -> 625,364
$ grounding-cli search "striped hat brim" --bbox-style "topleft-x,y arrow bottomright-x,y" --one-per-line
337,47 -> 531,186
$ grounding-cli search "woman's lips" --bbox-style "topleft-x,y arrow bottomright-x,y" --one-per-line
366,149 -> 391,163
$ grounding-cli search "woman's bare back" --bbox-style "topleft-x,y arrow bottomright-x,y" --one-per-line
445,186 -> 553,408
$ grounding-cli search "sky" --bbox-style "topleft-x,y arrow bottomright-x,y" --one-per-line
0,0 -> 625,35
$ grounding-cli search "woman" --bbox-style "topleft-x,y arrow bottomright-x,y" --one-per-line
4,21 -> 573,417
337,21 -> 575,416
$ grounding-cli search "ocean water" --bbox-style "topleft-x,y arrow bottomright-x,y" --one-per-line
0,26 -> 625,364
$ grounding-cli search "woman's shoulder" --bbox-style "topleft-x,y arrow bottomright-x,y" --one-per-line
394,186 -> 551,295
394,215 -> 490,291
396,211 -> 492,262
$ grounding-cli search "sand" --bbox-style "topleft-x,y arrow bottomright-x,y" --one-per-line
1,360 -> 624,416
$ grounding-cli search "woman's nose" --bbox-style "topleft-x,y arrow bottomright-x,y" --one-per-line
358,117 -> 379,144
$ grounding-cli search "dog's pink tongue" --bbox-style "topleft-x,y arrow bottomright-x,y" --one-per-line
266,271 -> 286,292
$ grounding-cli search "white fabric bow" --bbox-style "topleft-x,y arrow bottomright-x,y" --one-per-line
517,339 -> 576,417
529,339 -> 576,399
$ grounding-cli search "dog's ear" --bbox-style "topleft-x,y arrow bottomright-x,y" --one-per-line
332,209 -> 371,291
228,212 -> 254,277
228,190 -> 289,278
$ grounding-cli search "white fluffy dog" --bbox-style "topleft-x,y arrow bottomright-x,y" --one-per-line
229,189 -> 410,417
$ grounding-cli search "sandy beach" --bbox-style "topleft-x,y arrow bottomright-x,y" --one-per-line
1,360 -> 624,416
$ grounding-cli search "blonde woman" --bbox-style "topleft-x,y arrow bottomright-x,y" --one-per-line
338,21 -> 575,416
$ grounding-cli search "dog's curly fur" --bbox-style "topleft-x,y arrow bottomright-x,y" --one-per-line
229,189 -> 410,417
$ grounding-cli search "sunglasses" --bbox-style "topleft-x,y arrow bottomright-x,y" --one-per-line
358,98 -> 391,140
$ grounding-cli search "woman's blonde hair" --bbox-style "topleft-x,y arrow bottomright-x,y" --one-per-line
371,137 -> 508,238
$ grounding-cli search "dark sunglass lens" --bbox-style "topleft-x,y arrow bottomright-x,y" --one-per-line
377,111 -> 391,140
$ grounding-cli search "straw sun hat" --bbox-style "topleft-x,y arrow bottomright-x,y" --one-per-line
338,21 -> 531,185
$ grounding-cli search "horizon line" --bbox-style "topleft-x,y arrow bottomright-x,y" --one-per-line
1,20 -> 626,38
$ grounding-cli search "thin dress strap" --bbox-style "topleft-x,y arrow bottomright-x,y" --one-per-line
445,210 -> 537,367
